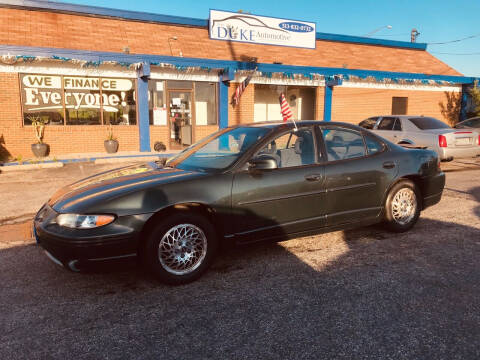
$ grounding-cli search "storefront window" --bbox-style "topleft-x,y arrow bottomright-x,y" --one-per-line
103,88 -> 137,125
148,80 -> 167,125
254,84 -> 315,122
21,74 -> 64,126
21,74 -> 136,126
194,82 -> 217,125
65,86 -> 101,125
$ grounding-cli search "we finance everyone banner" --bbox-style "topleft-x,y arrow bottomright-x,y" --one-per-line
21,74 -> 134,113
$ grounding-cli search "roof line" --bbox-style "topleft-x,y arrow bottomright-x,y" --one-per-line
0,45 -> 474,84
0,0 -> 426,50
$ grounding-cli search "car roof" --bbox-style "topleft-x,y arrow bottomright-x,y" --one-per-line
231,120 -> 364,130
368,115 -> 436,119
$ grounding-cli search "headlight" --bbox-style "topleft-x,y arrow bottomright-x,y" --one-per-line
56,214 -> 115,229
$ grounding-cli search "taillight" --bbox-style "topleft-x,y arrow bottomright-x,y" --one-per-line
438,135 -> 447,148
478,135 -> 480,146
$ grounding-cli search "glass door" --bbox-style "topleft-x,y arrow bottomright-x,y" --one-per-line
168,91 -> 193,149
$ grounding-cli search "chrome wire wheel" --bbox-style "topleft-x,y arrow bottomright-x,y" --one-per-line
391,188 -> 417,225
158,224 -> 207,275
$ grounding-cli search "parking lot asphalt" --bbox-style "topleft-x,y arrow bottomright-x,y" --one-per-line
0,159 -> 479,359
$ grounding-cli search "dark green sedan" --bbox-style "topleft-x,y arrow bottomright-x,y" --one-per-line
34,121 -> 445,284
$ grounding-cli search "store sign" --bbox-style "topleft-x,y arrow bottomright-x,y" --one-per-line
209,10 -> 316,49
21,74 -> 134,112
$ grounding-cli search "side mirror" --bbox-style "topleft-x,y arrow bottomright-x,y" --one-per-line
248,155 -> 278,171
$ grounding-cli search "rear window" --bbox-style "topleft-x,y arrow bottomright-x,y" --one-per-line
409,117 -> 450,130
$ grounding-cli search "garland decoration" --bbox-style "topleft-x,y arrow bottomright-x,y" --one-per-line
0,52 -> 462,86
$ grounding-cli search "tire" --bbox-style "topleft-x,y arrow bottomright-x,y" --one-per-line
143,213 -> 218,285
384,180 -> 421,233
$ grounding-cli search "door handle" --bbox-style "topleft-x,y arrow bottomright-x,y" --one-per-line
383,161 -> 396,169
305,174 -> 322,181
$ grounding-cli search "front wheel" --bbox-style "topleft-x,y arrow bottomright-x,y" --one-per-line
143,213 -> 218,285
384,180 -> 420,232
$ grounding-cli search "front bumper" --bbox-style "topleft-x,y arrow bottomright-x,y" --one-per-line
34,204 -> 152,265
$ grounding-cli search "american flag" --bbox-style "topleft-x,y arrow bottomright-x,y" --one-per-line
232,74 -> 252,106
279,93 -> 293,122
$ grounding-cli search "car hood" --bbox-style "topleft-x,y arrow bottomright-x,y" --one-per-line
48,162 -> 206,214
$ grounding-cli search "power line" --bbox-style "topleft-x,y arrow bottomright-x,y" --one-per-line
431,51 -> 480,55
375,33 -> 410,37
427,33 -> 480,45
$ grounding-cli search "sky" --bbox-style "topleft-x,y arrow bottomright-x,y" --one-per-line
61,0 -> 480,77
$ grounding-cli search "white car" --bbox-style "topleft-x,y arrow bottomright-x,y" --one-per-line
359,115 -> 480,161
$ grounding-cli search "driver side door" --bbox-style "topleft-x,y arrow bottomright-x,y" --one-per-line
231,126 -> 326,243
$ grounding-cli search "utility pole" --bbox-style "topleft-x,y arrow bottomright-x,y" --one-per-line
411,28 -> 420,43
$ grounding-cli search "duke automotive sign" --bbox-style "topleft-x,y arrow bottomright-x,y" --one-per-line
209,10 -> 316,49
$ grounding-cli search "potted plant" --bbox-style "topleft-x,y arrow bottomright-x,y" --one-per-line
104,124 -> 119,153
30,115 -> 49,158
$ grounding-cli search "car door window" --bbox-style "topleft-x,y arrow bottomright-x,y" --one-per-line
377,117 -> 396,130
393,118 -> 402,131
322,128 -> 366,161
365,134 -> 385,155
257,128 -> 316,168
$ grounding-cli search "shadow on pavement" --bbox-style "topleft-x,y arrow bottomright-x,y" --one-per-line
1,216 -> 479,359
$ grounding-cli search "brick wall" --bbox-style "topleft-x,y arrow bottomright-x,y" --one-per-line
315,87 -> 325,120
0,7 -> 461,76
228,83 -> 255,125
331,87 -> 452,124
0,72 -> 141,158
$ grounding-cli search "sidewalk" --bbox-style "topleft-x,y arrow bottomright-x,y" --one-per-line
1,150 -> 179,171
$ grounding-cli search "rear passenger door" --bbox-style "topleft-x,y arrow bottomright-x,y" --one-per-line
320,126 -> 397,226
375,116 -> 403,143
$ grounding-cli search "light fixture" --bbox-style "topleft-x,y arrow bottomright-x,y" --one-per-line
363,25 -> 392,37
168,36 -> 183,57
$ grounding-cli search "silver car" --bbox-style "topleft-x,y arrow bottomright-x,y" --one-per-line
359,115 -> 480,161
455,116 -> 480,130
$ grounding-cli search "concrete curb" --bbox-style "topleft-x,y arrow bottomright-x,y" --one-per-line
0,162 -> 64,172
0,213 -> 35,226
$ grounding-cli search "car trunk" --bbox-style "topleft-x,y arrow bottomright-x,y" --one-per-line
426,129 -> 479,149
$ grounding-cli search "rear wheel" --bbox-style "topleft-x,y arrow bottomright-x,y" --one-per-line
143,213 -> 218,285
384,180 -> 420,232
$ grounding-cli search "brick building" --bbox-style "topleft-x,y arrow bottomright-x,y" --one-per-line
0,0 -> 477,158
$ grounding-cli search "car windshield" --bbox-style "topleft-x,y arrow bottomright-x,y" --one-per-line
166,127 -> 270,172
409,117 -> 451,130
358,117 -> 378,129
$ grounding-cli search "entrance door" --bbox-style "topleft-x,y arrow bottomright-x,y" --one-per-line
168,90 -> 193,149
